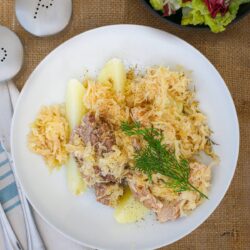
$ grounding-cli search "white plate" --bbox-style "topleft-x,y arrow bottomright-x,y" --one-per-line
11,25 -> 239,250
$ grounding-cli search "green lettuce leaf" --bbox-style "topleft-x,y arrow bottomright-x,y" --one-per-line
150,0 -> 165,10
181,0 -> 250,33
150,0 -> 182,14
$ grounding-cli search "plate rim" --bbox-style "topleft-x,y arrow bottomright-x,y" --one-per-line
11,24 -> 240,250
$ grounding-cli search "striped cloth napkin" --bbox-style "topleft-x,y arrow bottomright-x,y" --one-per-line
0,142 -> 27,249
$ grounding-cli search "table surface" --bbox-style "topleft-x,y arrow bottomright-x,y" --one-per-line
1,1 -> 250,249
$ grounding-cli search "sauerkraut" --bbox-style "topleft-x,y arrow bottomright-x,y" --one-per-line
69,66 -> 216,218
29,64 -> 217,221
28,105 -> 69,170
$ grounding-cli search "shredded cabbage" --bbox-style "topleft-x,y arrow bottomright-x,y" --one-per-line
69,66 -> 216,215
28,105 -> 69,170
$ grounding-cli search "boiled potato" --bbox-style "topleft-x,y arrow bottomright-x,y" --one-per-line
65,79 -> 87,195
114,188 -> 149,223
66,155 -> 87,195
98,58 -> 126,93
66,79 -> 86,130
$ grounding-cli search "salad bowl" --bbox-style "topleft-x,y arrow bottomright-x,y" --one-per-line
141,0 -> 250,32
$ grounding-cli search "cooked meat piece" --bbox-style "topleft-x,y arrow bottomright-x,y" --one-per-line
128,178 -> 180,222
102,174 -> 117,183
94,183 -> 123,207
128,181 -> 163,212
156,201 -> 180,222
74,112 -> 116,155
80,165 -> 104,186
84,111 -> 96,123
93,165 -> 101,175
94,165 -> 117,183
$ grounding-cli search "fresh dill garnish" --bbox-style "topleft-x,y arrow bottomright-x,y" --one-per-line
121,121 -> 208,199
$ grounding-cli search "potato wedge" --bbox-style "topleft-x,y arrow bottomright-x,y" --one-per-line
98,58 -> 126,94
114,187 -> 149,223
66,155 -> 87,195
66,79 -> 86,130
65,79 -> 87,195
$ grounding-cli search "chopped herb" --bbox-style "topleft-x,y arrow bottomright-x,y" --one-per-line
121,121 -> 208,199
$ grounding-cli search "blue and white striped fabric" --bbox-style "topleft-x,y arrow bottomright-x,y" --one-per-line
0,143 -> 21,213
0,142 -> 28,249
0,83 -> 28,249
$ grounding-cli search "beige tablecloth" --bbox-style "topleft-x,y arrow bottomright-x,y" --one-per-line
1,0 -> 250,249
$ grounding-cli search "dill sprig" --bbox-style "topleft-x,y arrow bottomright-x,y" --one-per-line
121,122 -> 208,199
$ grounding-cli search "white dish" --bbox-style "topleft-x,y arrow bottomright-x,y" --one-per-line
11,25 -> 239,250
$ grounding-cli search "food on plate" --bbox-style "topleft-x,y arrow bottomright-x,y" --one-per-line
65,79 -> 87,195
114,187 -> 149,223
149,0 -> 250,33
66,156 -> 87,195
66,79 -> 87,130
28,58 -> 218,223
98,58 -> 126,93
28,105 -> 69,170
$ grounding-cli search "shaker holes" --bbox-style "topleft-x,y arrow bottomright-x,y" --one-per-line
34,0 -> 54,19
0,47 -> 7,62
